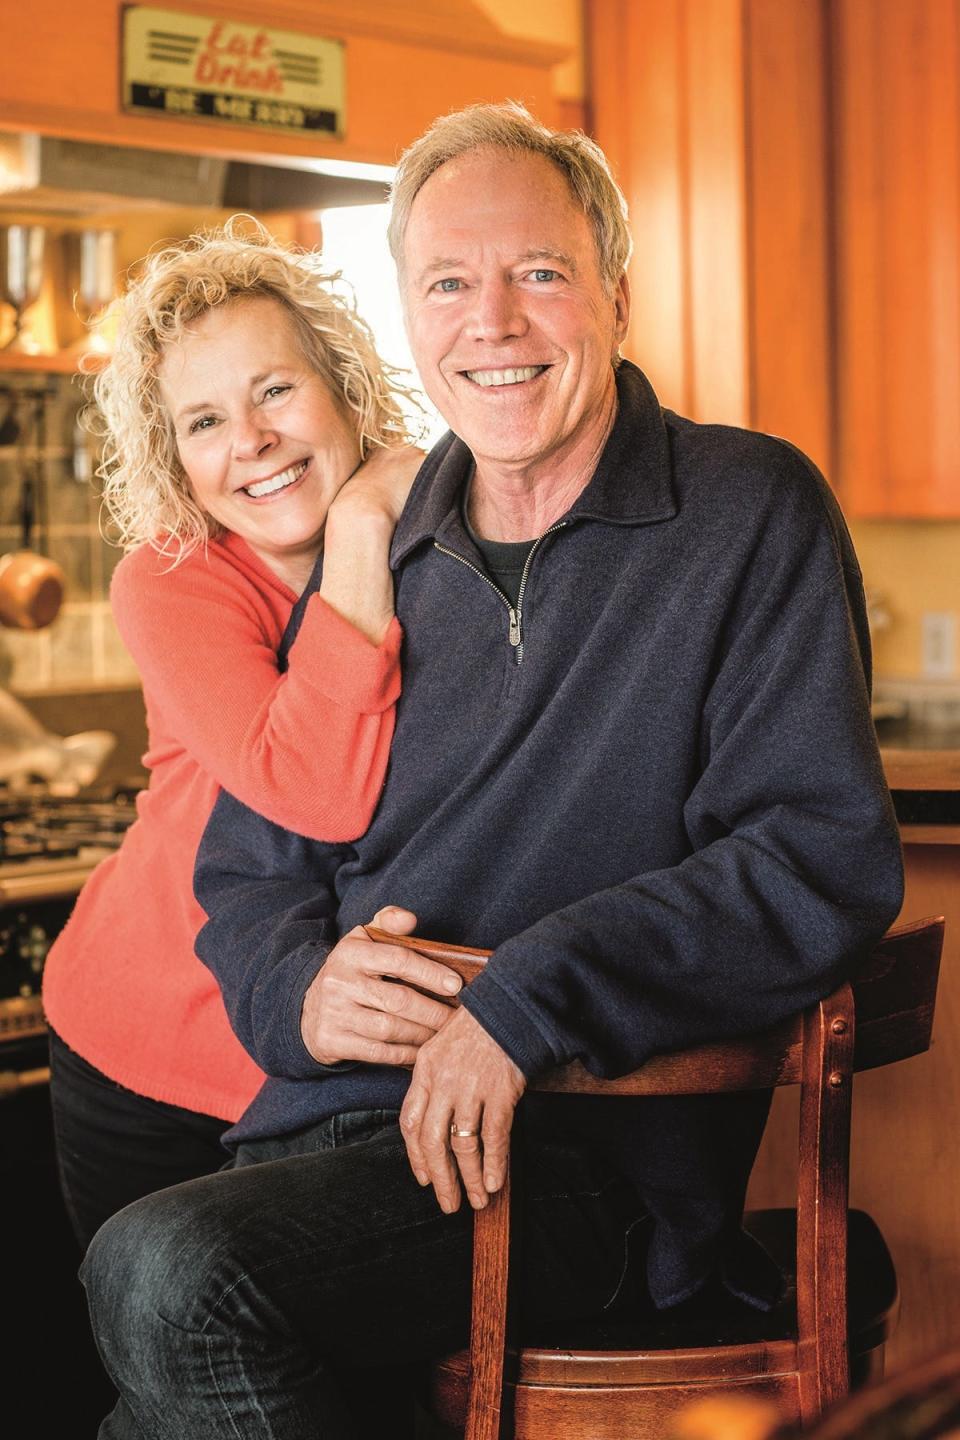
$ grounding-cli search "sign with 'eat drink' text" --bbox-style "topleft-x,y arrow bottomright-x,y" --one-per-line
122,7 -> 345,136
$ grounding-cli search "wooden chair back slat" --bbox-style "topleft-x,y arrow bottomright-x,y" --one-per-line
364,919 -> 943,1096
848,917 -> 943,1073
531,1029 -> 803,1096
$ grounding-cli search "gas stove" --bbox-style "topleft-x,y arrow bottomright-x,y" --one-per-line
0,784 -> 142,1065
0,785 -> 140,892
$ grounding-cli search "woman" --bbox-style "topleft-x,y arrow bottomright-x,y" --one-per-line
42,219 -> 422,1249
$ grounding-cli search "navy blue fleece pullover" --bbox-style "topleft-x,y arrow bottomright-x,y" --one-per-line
194,362 -> 903,1307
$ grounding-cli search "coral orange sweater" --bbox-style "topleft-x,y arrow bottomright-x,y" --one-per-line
42,532 -> 401,1121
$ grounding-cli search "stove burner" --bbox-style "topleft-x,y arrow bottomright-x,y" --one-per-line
0,787 -> 140,865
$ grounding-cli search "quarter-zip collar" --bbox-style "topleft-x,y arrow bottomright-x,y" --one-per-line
390,360 -> 678,569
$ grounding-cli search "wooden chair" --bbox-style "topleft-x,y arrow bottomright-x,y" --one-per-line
366,916 -> 944,1440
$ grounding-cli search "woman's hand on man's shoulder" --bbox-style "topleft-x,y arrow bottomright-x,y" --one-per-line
330,445 -> 426,528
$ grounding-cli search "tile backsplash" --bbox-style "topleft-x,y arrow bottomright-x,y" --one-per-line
0,369 -> 139,694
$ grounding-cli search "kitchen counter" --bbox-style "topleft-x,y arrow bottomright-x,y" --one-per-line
876,720 -> 960,843
877,719 -> 960,796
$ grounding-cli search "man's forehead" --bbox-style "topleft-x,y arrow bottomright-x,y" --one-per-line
408,148 -> 571,216
400,149 -> 594,270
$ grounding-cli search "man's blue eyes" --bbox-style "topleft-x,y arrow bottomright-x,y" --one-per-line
434,270 -> 559,292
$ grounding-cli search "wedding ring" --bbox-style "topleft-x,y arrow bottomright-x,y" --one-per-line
451,1124 -> 478,1138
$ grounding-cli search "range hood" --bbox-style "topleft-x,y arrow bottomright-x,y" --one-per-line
0,133 -> 392,214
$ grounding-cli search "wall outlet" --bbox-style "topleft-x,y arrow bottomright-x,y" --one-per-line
921,612 -> 957,679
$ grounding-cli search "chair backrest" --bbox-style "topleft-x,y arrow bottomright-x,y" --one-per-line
365,916 -> 944,1440
366,915 -> 942,1099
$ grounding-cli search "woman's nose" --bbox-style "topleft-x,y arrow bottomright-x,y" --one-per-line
231,412 -> 278,459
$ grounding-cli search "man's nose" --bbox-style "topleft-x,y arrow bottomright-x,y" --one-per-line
466,279 -> 528,343
231,412 -> 278,459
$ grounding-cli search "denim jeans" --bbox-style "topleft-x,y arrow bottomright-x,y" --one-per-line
48,1028 -> 230,1251
82,1108 -> 645,1439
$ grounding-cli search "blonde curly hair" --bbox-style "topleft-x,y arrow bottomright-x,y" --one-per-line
88,216 -> 416,563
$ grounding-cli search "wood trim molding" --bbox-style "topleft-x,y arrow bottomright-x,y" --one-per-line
115,0 -> 572,66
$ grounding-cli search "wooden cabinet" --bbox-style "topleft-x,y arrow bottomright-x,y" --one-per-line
588,0 -> 833,477
587,0 -> 960,517
833,0 -> 960,518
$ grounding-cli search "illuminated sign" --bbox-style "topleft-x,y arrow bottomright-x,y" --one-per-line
122,7 -> 345,136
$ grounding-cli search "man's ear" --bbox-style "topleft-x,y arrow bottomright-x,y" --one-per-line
612,271 -> 631,349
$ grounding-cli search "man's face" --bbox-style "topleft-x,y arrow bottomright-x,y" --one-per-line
400,149 -> 629,477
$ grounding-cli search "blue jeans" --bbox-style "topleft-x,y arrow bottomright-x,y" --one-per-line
82,1109 -> 645,1439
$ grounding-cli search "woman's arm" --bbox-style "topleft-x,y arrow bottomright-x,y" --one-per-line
319,445 -> 422,645
112,450 -> 422,843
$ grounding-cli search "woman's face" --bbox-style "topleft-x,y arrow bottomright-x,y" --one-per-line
158,295 -> 361,589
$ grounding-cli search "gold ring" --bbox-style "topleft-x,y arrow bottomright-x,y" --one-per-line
451,1124 -> 478,1138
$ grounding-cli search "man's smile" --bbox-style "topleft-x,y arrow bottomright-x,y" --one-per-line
460,365 -> 550,388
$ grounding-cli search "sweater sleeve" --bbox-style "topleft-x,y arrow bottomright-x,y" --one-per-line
112,546 -> 401,843
193,787 -> 343,1077
460,551 -> 904,1079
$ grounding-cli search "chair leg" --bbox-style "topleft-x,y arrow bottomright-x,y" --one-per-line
796,991 -> 854,1424
465,1159 -> 513,1440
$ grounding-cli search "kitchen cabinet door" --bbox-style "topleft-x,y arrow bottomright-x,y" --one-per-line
834,0 -> 960,517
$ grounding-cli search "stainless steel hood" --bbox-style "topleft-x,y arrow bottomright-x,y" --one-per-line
0,133 -> 391,214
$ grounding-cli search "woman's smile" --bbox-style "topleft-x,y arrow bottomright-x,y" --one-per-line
241,456 -> 311,500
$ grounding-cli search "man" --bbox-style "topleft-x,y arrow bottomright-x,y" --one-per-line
83,103 -> 902,1439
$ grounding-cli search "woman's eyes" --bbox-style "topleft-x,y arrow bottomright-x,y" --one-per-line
185,385 -> 292,434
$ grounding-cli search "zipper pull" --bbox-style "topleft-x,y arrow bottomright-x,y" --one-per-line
508,608 -> 521,647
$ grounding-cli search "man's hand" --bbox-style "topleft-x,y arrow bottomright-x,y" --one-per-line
400,1007 -> 526,1214
300,907 -> 461,1067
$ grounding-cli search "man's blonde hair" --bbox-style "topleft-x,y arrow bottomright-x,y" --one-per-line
387,101 -> 632,294
89,217 -> 414,563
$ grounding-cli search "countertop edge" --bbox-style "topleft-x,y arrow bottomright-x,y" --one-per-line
880,747 -> 960,791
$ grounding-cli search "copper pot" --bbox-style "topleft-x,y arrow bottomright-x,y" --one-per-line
0,549 -> 65,629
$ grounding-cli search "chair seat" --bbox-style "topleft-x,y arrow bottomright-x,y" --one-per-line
430,1208 -> 898,1426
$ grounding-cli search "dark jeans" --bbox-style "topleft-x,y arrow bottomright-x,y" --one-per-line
82,1109 -> 645,1440
48,1027 -> 230,1251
